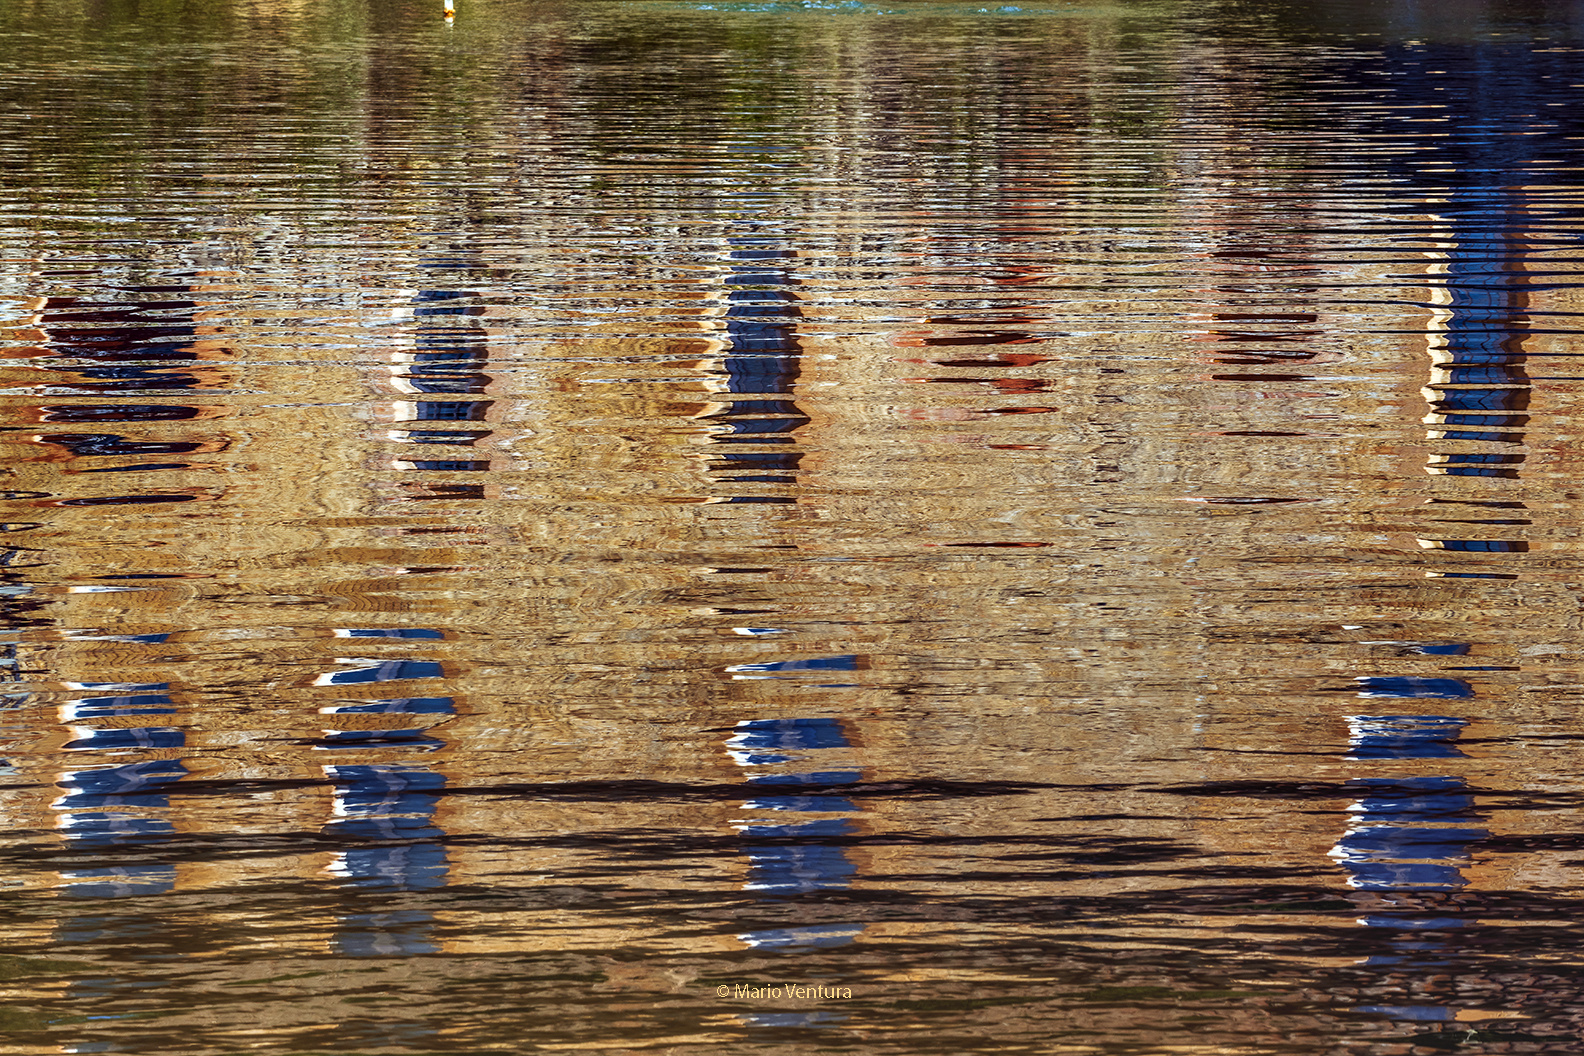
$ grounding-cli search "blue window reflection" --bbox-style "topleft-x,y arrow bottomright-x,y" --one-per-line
316,659 -> 443,685
1355,677 -> 1473,699
63,727 -> 184,751
321,696 -> 455,715
728,716 -> 864,946
325,765 -> 449,892
1333,776 -> 1488,892
56,761 -> 186,899
1346,715 -> 1468,760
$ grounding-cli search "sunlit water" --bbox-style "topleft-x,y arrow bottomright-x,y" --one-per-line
3,0 -> 1584,1052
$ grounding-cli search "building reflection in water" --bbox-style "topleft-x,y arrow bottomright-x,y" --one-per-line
9,290 -> 231,519
316,636 -> 452,957
323,762 -> 448,956
1417,96 -> 1533,553
726,717 -> 865,951
53,682 -> 185,900
383,246 -> 494,498
18,292 -> 216,396
701,233 -> 810,503
1331,711 -> 1489,1027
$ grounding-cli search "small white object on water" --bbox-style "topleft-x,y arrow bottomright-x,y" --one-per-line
444,0 -> 455,17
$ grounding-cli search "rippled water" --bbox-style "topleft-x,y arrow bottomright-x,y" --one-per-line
3,0 -> 1584,1052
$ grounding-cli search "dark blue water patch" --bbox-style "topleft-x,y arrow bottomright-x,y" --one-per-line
329,842 -> 449,891
744,842 -> 858,894
59,813 -> 176,849
59,864 -> 178,900
31,433 -> 211,457
730,717 -> 850,751
1355,677 -> 1474,699
1429,390 -> 1528,413
66,693 -> 176,718
1347,777 -> 1481,821
1435,365 -> 1526,386
326,764 -> 445,813
744,795 -> 859,813
39,367 -> 209,392
1347,715 -> 1467,759
34,405 -> 213,422
1422,539 -> 1528,552
1354,1004 -> 1458,1022
1409,643 -> 1469,656
742,817 -> 858,839
63,727 -> 184,751
1340,859 -> 1479,891
738,1012 -> 848,1027
391,429 -> 490,445
1428,452 -> 1525,466
735,923 -> 864,950
337,628 -> 445,639
404,401 -> 492,422
705,403 -> 805,432
335,910 -> 442,956
1336,826 -> 1489,859
747,771 -> 863,788
398,372 -> 491,395
56,761 -> 187,808
318,660 -> 444,685
1335,774 -> 1488,891
1432,411 -> 1530,429
1357,916 -> 1474,934
401,460 -> 490,471
728,655 -> 860,676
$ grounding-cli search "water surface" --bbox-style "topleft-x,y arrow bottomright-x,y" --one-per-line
4,0 -> 1584,1052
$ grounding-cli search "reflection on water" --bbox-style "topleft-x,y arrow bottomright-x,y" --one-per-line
3,0 -> 1584,1052
1335,713 -> 1490,1033
704,234 -> 810,502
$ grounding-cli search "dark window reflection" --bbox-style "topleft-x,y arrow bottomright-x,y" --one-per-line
702,236 -> 811,501
402,290 -> 491,395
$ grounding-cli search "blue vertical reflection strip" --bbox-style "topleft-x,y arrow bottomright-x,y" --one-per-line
703,236 -> 810,497
728,717 -> 864,948
325,763 -> 448,956
55,761 -> 186,898
1334,776 -> 1487,892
